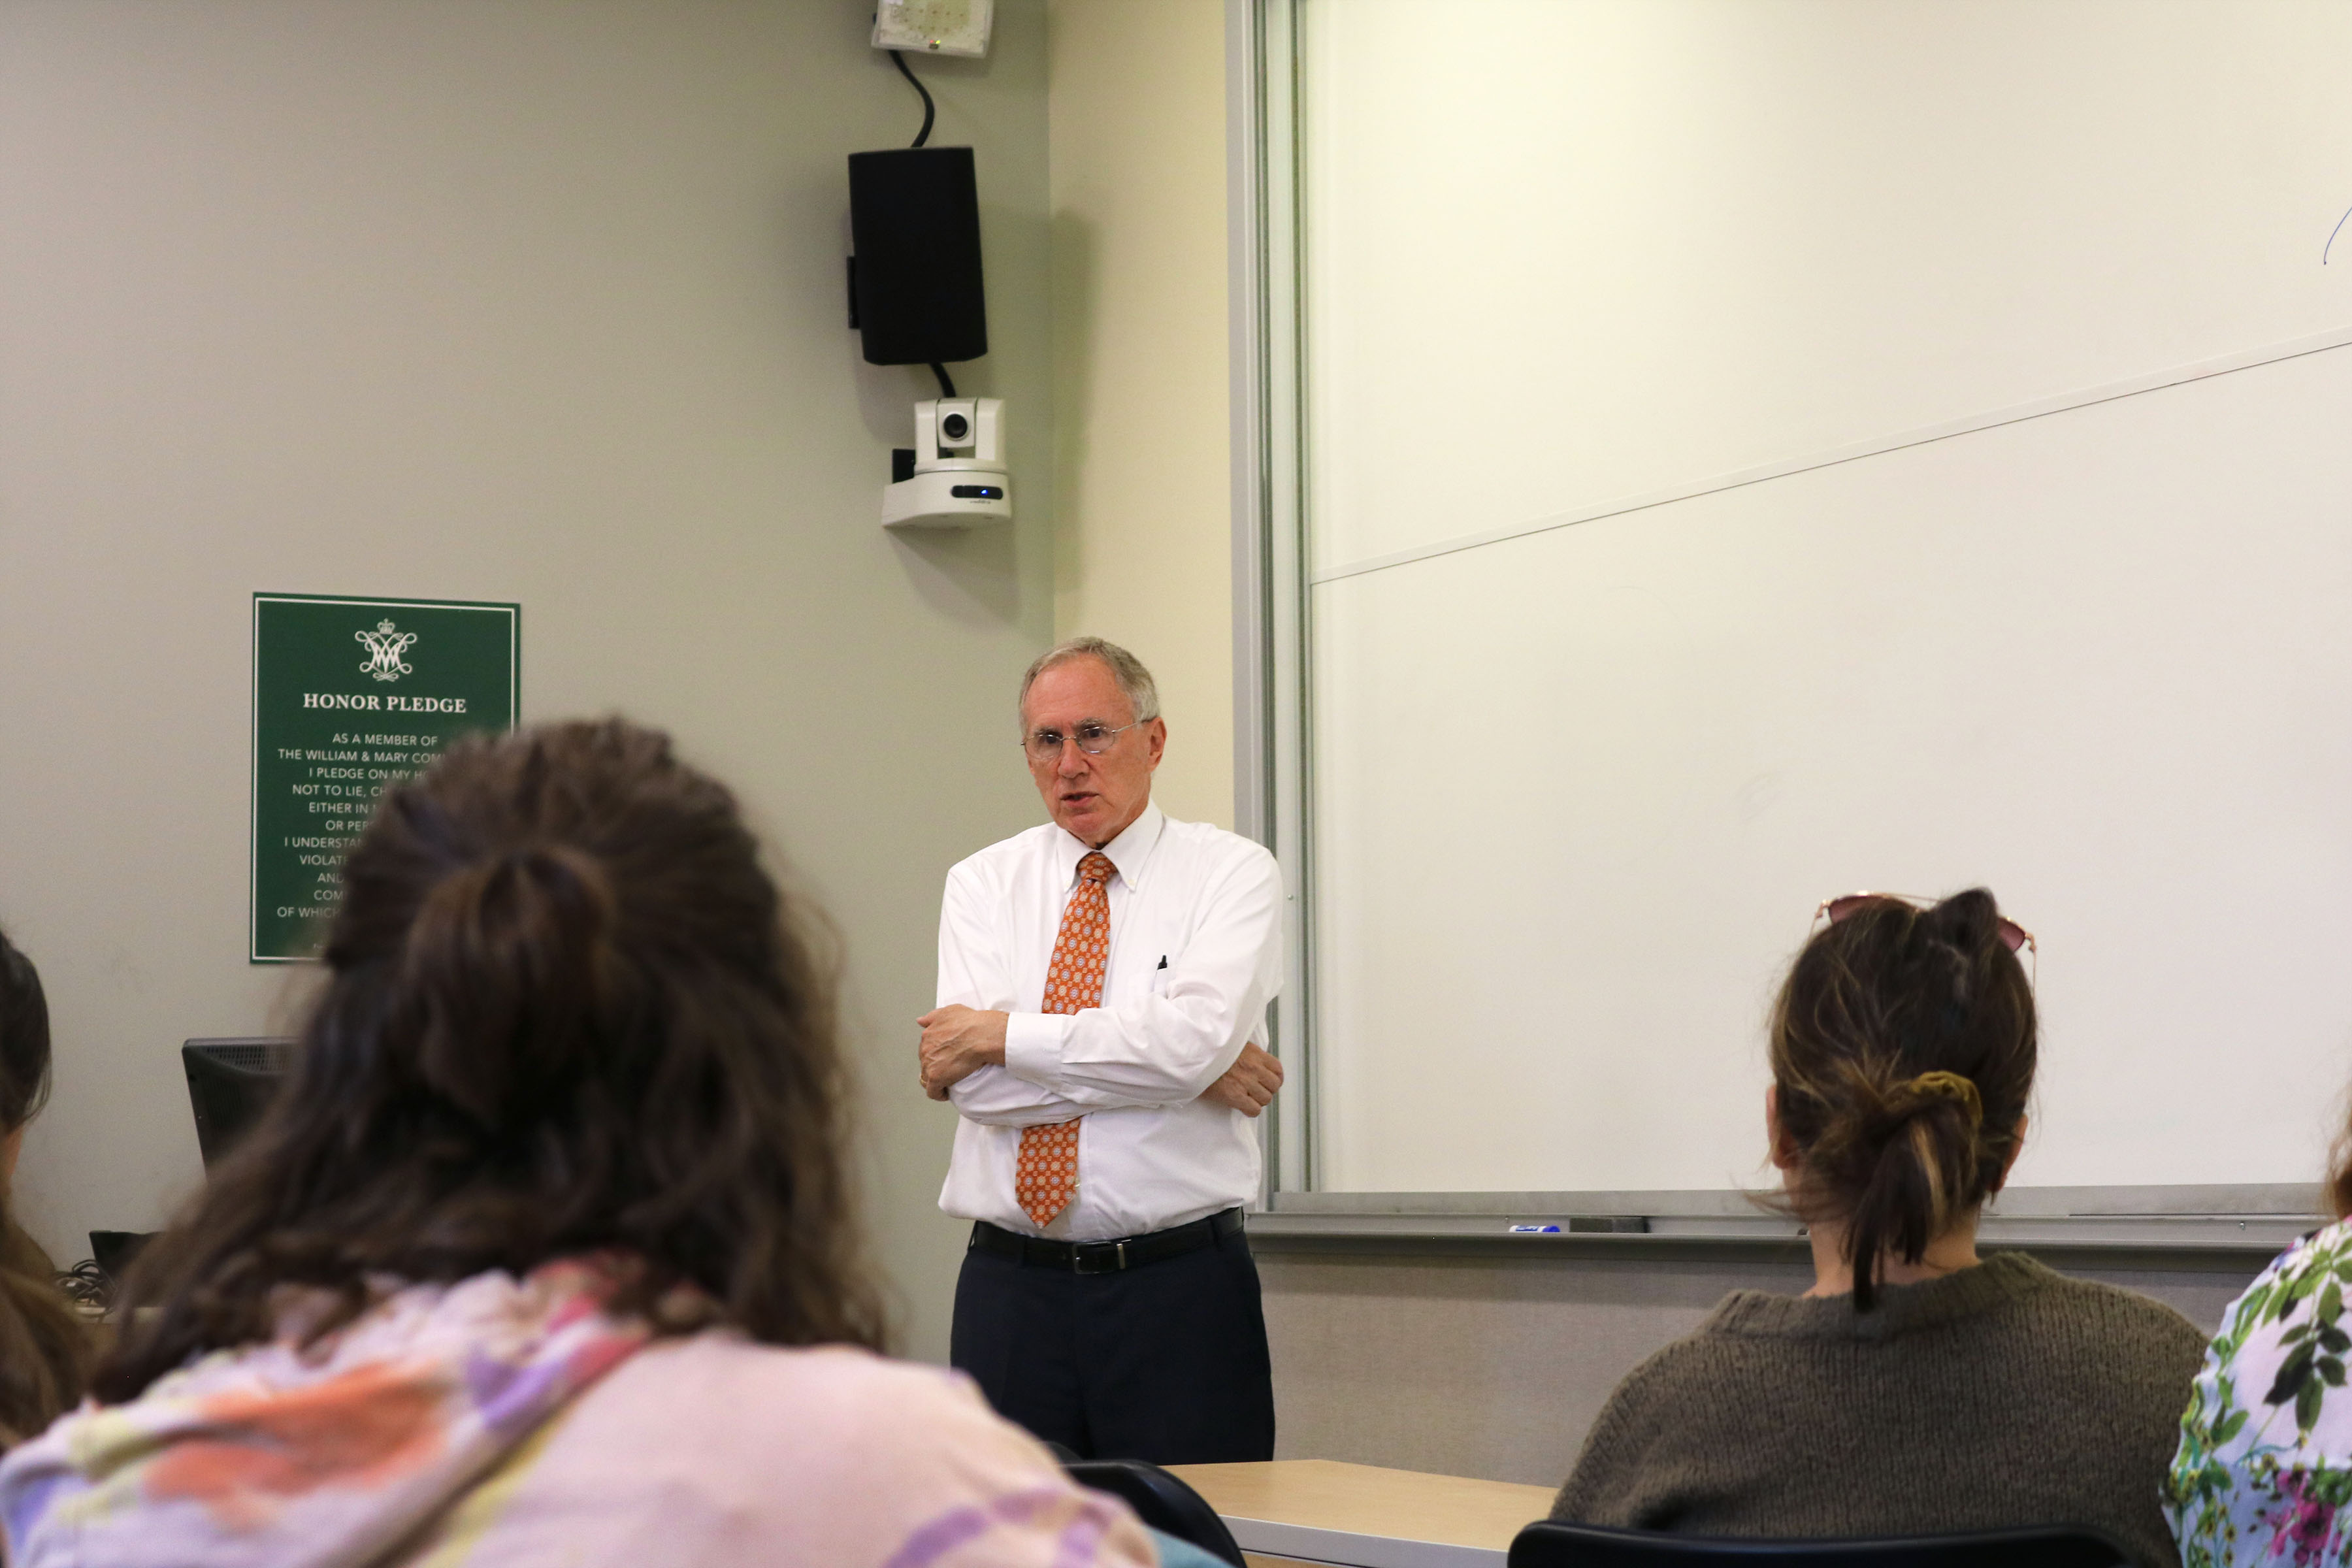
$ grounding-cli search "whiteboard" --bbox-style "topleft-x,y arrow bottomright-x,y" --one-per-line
1294,0 -> 2352,1195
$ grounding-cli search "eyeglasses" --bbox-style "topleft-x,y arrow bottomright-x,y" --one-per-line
1022,719 -> 1143,764
1811,890 -> 2036,981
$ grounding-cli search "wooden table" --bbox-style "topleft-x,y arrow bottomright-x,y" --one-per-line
1167,1459 -> 1556,1568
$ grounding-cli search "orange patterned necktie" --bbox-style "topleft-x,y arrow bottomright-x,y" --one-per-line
1015,851 -> 1115,1228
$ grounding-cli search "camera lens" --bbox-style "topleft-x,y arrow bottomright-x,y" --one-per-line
941,412 -> 971,442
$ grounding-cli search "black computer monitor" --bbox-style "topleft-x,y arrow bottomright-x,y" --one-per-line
182,1038 -> 296,1167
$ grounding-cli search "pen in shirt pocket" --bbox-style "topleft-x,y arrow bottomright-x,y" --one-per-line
1151,955 -> 1170,994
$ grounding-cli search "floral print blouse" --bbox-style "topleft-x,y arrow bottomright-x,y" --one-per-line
2168,1218 -> 2352,1567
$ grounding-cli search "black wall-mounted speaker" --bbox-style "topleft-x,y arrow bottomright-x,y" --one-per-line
848,146 -> 988,367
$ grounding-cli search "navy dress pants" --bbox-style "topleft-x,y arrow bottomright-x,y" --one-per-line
949,1223 -> 1276,1464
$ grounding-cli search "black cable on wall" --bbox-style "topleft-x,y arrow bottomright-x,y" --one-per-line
890,50 -> 936,148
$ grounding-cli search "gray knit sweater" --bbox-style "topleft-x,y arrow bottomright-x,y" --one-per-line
1552,1253 -> 2208,1568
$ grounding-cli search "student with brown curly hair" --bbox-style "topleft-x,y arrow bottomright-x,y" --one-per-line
0,721 -> 1162,1568
1554,889 -> 2206,1568
0,928 -> 91,1445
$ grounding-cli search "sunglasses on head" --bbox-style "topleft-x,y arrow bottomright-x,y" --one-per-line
1811,891 -> 2036,979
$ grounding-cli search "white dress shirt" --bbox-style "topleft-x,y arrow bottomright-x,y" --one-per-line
935,803 -> 1284,1241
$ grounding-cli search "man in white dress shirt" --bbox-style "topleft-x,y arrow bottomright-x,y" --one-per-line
919,636 -> 1284,1462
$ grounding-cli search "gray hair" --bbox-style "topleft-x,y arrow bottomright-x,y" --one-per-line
1017,636 -> 1161,731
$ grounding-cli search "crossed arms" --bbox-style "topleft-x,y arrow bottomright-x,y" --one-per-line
920,1010 -> 1282,1117
921,850 -> 1285,1126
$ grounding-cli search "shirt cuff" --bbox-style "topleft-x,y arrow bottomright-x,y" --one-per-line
1002,1011 -> 1071,1089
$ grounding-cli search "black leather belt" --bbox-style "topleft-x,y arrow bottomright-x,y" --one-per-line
969,1207 -> 1247,1275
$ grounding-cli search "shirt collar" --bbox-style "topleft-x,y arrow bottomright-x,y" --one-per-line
1054,802 -> 1166,892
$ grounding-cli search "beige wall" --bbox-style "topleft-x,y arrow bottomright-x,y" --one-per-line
0,0 -> 1055,1365
1047,0 -> 1235,829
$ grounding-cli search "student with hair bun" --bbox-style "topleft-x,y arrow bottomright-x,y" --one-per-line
0,721 -> 1169,1568
1554,889 -> 2206,1568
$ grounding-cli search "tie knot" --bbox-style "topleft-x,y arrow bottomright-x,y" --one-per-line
1077,852 -> 1115,885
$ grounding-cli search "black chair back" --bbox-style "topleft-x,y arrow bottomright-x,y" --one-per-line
1510,1521 -> 2136,1568
1064,1459 -> 1248,1568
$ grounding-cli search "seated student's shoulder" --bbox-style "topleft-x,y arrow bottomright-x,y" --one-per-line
530,1335 -> 1156,1567
1997,1255 -> 2209,1371
1578,1260 -> 2206,1433
1548,1316 -> 1778,1524
602,1335 -> 1055,1482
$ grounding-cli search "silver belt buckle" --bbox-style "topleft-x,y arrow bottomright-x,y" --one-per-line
1071,1238 -> 1127,1275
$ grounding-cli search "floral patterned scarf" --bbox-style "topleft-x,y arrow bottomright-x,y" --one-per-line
0,1258 -> 653,1568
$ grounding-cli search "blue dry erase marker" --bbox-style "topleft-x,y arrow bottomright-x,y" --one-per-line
1507,1223 -> 1561,1233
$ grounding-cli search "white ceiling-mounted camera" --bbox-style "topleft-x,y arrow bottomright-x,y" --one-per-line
883,397 -> 1011,528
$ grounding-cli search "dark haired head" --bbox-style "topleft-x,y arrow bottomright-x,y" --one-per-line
99,719 -> 885,1401
0,936 -> 50,1141
1767,888 -> 2036,1311
0,926 -> 88,1439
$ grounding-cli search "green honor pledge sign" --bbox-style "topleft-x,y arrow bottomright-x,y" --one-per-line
252,594 -> 519,962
